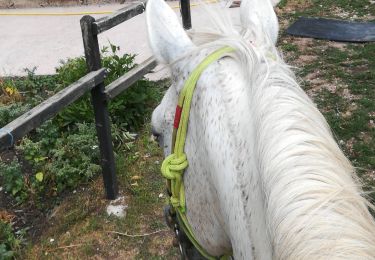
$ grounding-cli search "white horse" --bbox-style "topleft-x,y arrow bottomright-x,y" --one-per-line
146,0 -> 375,258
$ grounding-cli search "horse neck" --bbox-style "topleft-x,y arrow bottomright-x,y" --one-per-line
246,56 -> 375,258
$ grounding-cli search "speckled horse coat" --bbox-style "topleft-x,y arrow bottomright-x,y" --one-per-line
146,0 -> 375,259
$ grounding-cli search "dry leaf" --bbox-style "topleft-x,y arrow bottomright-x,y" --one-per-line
131,175 -> 141,181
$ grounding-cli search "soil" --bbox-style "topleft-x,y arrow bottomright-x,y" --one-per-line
0,0 -> 128,9
0,190 -> 46,242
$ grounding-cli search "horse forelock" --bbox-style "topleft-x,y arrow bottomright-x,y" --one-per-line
161,5 -> 375,258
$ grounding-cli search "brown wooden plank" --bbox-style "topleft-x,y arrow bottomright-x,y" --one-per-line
104,57 -> 157,100
94,2 -> 146,34
0,69 -> 106,150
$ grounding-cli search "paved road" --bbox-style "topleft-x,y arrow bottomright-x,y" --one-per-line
0,2 -> 239,80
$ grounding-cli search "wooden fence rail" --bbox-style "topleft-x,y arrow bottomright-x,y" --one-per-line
105,57 -> 157,100
94,2 -> 146,34
0,69 -> 106,149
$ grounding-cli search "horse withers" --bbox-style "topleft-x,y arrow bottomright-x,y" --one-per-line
146,0 -> 375,258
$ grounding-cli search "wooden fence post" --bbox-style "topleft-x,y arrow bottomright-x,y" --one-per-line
180,0 -> 192,29
80,15 -> 118,200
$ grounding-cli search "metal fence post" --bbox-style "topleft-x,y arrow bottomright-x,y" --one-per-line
80,15 -> 118,200
180,0 -> 192,29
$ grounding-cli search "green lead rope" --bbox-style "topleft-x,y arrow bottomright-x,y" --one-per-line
161,46 -> 235,260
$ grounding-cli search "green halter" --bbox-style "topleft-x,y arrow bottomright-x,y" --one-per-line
161,46 -> 234,260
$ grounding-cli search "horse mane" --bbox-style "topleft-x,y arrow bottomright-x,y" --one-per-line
175,4 -> 375,259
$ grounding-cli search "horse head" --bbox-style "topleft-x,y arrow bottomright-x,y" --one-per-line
148,0 -> 278,156
146,0 -> 375,259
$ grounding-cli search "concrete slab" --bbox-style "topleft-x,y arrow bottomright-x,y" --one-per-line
0,2 -> 240,80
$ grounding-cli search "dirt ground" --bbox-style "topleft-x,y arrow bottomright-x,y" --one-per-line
0,150 -> 48,242
0,0 -> 127,9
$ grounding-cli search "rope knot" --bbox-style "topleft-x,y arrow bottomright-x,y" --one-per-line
161,153 -> 188,180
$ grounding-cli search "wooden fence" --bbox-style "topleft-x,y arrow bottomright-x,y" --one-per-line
0,0 -> 192,200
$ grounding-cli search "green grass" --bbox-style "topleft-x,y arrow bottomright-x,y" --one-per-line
278,0 -> 375,21
312,44 -> 373,169
280,42 -> 299,52
278,0 -> 375,199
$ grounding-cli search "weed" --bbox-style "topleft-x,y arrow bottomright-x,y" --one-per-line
102,44 -> 137,85
0,44 -> 163,206
0,82 -> 23,104
56,57 -> 87,90
17,122 -> 101,198
55,43 -> 160,130
0,221 -> 23,260
111,123 -> 137,150
0,159 -> 27,203
12,69 -> 59,106
281,42 -> 299,52
0,103 -> 31,127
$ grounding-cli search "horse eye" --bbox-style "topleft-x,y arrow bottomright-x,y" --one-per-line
151,128 -> 161,144
151,128 -> 160,139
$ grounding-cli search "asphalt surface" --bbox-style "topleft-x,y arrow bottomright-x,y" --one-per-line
0,2 -> 240,80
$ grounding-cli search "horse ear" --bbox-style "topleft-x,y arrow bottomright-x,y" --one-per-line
146,0 -> 194,64
240,0 -> 279,44
271,0 -> 281,6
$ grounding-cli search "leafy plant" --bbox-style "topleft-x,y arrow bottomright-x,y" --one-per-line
55,43 -> 159,130
102,44 -> 137,85
56,57 -> 88,89
0,222 -> 17,260
0,244 -> 14,260
17,122 -> 100,196
13,69 -> 59,106
0,45 -> 164,205
0,103 -> 30,126
0,159 -> 27,203
0,220 -> 25,260
111,123 -> 137,150
45,123 -> 101,192
0,80 -> 23,105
